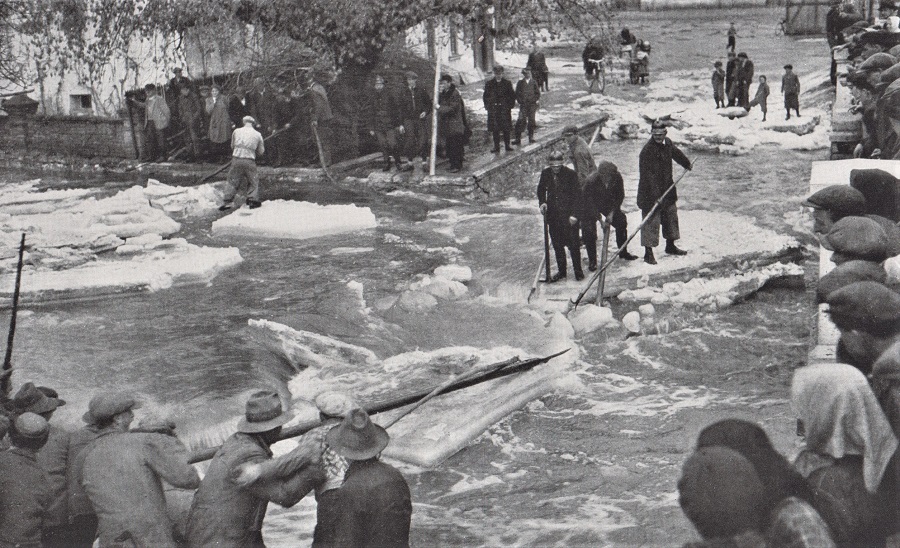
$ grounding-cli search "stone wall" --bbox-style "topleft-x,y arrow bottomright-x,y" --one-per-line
0,115 -> 137,160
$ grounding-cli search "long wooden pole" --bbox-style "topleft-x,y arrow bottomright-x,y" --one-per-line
429,41 -> 443,176
594,220 -> 611,305
194,127 -> 290,186
187,348 -> 569,463
2,233 -> 26,398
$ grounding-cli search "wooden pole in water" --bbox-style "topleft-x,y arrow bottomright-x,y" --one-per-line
2,233 -> 26,399
594,220 -> 611,305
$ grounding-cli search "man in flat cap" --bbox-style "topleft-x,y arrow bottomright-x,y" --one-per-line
538,151 -> 584,281
820,215 -> 890,264
220,115 -> 265,211
318,408 -> 411,548
79,392 -> 200,548
582,162 -> 639,270
638,119 -> 692,265
513,67 -> 540,145
850,168 -> 900,221
802,184 -> 867,234
483,65 -> 516,153
827,281 -> 900,372
12,383 -> 72,547
398,71 -> 432,170
0,413 -> 52,548
781,65 -> 801,120
187,390 -> 320,547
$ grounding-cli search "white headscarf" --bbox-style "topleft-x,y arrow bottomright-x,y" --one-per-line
791,362 -> 898,493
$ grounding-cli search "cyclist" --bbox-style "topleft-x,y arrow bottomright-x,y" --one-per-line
582,37 -> 606,81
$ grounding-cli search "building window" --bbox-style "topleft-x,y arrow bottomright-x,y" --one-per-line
70,94 -> 92,113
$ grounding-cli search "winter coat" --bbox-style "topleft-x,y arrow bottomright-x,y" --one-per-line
527,51 -> 548,73
66,425 -> 100,520
36,425 -> 71,529
515,77 -> 540,107
582,161 -> 625,221
80,431 -> 200,548
712,69 -> 725,93
397,84 -> 432,122
187,432 -> 316,548
782,73 -> 801,96
737,59 -> 755,84
369,89 -> 401,134
227,95 -> 247,129
178,93 -> 203,126
208,95 -> 232,144
725,58 -> 738,85
753,82 -> 770,105
0,447 -> 52,548
582,43 -> 605,72
483,77 -> 515,132
319,459 -> 412,548
144,95 -> 171,130
537,165 -> 581,229
569,137 -> 596,184
437,84 -> 466,138
637,137 -> 691,210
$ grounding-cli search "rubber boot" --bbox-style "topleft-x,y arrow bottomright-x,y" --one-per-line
616,231 -> 638,260
665,240 -> 687,256
644,247 -> 657,265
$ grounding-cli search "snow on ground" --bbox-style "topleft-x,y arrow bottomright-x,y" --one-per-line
0,181 -> 243,296
144,178 -> 226,218
577,69 -> 831,154
211,200 -> 377,240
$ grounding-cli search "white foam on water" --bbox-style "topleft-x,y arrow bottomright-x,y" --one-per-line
211,200 -> 377,240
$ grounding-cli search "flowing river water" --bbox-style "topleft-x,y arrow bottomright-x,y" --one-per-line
1,8 -> 830,547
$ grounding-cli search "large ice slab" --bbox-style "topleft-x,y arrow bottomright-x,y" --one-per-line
211,200 -> 378,240
144,179 -> 225,218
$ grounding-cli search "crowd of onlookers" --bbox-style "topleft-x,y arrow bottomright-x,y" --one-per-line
677,169 -> 900,546
0,385 -> 411,547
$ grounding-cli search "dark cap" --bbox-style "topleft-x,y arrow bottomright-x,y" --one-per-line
880,63 -> 900,84
493,65 -> 504,74
13,383 -> 66,415
562,125 -> 578,136
651,118 -> 668,132
827,281 -> 900,331
819,216 -> 889,261
13,412 -> 49,440
784,64 -> 793,70
817,260 -> 887,303
849,168 -> 900,221
548,151 -> 565,164
83,392 -> 141,425
714,61 -> 723,67
802,185 -> 867,216
866,214 -> 900,256
440,73 -> 453,83
858,52 -> 897,72
737,52 -> 748,59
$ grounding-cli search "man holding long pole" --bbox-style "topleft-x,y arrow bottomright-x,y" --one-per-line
537,152 -> 583,282
638,119 -> 692,265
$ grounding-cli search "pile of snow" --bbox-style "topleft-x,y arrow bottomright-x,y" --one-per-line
144,179 -> 225,218
568,304 -> 617,336
0,238 -> 242,295
211,200 -> 377,240
617,262 -> 803,308
393,263 -> 475,313
573,69 -> 830,154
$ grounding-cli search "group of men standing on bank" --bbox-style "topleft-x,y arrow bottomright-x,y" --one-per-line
537,119 -> 692,281
0,384 -> 411,548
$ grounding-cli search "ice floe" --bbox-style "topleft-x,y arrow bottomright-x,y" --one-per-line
211,200 -> 377,240
143,178 -> 225,218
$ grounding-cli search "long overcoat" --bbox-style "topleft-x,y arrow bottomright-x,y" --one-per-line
437,85 -> 466,138
537,165 -> 581,229
208,95 -> 233,144
483,77 -> 515,132
637,137 -> 691,211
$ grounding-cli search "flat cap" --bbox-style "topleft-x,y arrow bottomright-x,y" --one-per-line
819,216 -> 889,261
803,185 -> 867,216
850,168 -> 900,221
827,280 -> 900,329
548,150 -> 565,163
83,392 -> 141,424
14,412 -> 49,439
562,124 -> 578,135
858,52 -> 897,72
866,214 -> 900,257
881,62 -> 900,84
817,260 -> 887,303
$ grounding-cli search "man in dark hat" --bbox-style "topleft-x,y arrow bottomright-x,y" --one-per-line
802,184 -> 867,234
79,392 -> 199,548
368,74 -> 402,171
513,67 -> 540,145
483,65 -> 516,153
582,161 -> 639,270
187,390 -> 320,547
317,408 -> 411,548
638,120 -> 692,265
0,413 -> 52,548
398,71 -> 432,170
782,65 -> 801,120
537,151 -> 584,281
11,383 -> 71,547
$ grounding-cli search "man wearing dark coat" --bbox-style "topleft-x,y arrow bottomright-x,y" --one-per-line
582,161 -> 638,271
368,74 -> 402,171
725,51 -> 738,107
514,67 -> 540,145
0,413 -> 52,548
316,408 -> 412,548
398,71 -> 432,169
483,65 -> 516,153
436,74 -> 467,172
527,46 -> 550,91
537,151 -> 584,282
735,52 -> 755,108
177,86 -> 204,160
638,120 -> 692,265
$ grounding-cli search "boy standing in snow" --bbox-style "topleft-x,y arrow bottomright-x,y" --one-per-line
746,75 -> 770,121
712,61 -> 726,108
782,64 -> 801,120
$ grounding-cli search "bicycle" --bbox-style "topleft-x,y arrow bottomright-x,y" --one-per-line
586,58 -> 606,94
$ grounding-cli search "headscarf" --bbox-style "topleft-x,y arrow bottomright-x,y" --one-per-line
791,362 -> 898,492
678,447 -> 767,540
697,419 -> 812,507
